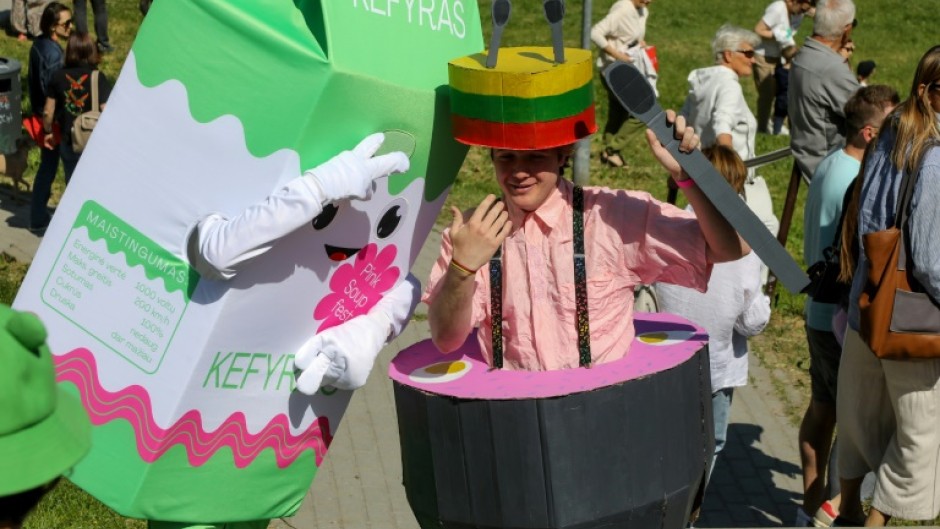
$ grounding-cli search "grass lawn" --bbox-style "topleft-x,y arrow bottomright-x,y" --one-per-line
2,0 -> 937,527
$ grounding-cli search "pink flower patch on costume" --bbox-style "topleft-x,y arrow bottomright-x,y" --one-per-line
314,243 -> 400,332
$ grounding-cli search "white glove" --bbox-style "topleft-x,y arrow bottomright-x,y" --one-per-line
294,312 -> 388,394
188,133 -> 410,281
293,275 -> 420,394
772,26 -> 795,49
307,132 -> 410,206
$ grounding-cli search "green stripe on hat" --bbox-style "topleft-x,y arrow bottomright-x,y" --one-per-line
450,81 -> 593,124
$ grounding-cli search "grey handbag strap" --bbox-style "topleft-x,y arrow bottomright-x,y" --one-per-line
90,70 -> 100,113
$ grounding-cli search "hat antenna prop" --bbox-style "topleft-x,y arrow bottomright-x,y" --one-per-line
543,0 -> 565,64
449,1 -> 595,151
486,0 -> 511,69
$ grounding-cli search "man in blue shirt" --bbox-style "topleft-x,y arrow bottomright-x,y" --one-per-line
798,84 -> 898,526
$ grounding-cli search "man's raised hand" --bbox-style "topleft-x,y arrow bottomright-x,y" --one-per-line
646,109 -> 701,184
449,194 -> 512,272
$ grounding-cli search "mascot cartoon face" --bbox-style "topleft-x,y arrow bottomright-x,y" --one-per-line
307,177 -> 442,332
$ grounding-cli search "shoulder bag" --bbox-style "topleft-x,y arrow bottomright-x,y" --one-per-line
803,181 -> 855,305
70,70 -> 100,153
859,149 -> 940,359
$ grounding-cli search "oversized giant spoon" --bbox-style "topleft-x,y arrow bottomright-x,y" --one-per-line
602,61 -> 810,293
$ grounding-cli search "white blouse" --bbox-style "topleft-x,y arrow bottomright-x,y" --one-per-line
656,249 -> 770,393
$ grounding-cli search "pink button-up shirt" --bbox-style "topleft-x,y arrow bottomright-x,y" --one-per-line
423,179 -> 711,370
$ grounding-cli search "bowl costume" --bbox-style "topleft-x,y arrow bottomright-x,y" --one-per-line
390,4 -> 717,527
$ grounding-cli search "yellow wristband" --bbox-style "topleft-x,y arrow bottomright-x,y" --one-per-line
449,258 -> 478,277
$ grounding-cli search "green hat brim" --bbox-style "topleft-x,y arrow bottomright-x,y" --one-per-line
0,386 -> 91,496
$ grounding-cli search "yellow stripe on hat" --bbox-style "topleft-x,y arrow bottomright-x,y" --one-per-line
449,47 -> 593,98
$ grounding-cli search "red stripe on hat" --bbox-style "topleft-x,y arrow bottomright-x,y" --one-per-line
452,106 -> 597,150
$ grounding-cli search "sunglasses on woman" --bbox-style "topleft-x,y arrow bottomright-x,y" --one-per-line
735,49 -> 756,59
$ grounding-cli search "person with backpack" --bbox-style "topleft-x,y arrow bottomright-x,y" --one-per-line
27,1 -> 71,233
798,84 -> 898,527
41,30 -> 111,182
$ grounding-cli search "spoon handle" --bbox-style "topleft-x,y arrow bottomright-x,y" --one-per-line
486,0 -> 511,69
543,0 -> 565,63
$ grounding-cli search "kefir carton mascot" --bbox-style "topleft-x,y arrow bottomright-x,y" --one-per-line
12,0 -> 483,526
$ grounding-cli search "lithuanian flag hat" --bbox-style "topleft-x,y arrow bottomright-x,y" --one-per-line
448,1 -> 596,150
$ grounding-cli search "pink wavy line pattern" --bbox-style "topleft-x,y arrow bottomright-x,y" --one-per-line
55,348 -> 333,469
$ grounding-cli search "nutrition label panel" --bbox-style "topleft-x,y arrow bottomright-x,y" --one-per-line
42,200 -> 199,373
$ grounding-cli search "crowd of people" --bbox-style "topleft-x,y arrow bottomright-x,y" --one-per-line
591,0 -> 940,527
11,0 -> 110,51
14,1 -> 155,233
1,0 -> 939,528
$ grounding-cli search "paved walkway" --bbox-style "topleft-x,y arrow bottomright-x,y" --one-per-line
2,189 -> 807,528
0,190 -> 41,262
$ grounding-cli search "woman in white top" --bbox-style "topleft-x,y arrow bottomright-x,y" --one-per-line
753,0 -> 814,133
655,145 -> 771,519
681,24 -> 780,242
590,0 -> 652,169
681,24 -> 759,167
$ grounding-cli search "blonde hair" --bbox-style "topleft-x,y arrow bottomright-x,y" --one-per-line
888,45 -> 940,175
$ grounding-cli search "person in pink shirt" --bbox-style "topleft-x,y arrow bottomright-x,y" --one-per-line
424,109 -> 749,371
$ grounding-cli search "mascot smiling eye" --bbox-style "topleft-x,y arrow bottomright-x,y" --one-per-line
312,203 -> 339,230
376,199 -> 407,239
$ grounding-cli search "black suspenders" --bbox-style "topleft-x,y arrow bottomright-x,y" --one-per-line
573,185 -> 591,367
489,186 -> 591,369
489,244 -> 505,369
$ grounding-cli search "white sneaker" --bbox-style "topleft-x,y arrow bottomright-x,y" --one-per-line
775,124 -> 790,136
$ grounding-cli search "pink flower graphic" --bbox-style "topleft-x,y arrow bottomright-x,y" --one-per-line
314,243 -> 400,332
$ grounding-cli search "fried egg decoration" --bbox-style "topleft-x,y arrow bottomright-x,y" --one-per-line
637,329 -> 696,346
409,360 -> 473,384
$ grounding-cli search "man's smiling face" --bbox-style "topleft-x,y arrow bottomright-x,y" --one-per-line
491,147 -> 568,214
